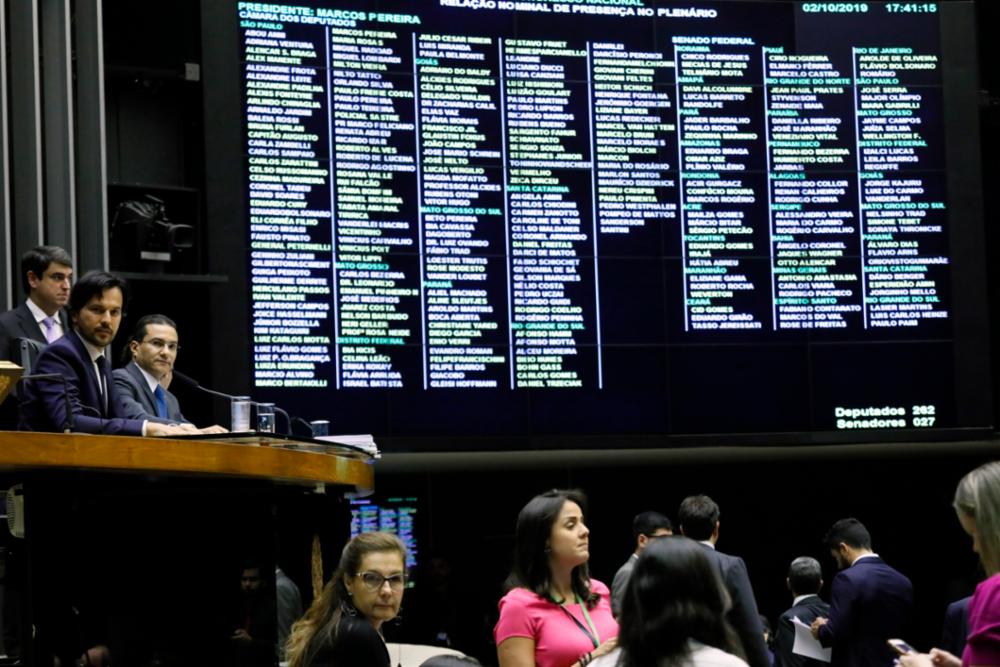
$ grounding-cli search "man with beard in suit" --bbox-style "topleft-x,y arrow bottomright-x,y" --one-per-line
810,518 -> 913,667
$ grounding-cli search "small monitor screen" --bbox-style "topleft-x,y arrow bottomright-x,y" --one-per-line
350,496 -> 419,579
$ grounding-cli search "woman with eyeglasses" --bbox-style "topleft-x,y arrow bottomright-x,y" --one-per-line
589,535 -> 748,667
285,531 -> 407,667
495,489 -> 619,667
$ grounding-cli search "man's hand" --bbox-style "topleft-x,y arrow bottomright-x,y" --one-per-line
146,422 -> 194,437
231,629 -> 252,643
810,617 -> 827,639
899,649 -> 961,667
197,424 -> 229,434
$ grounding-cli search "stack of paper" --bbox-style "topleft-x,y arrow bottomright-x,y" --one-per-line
316,434 -> 379,458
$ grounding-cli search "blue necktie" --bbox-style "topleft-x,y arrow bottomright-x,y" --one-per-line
154,384 -> 168,419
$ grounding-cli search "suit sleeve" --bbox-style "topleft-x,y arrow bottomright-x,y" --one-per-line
817,573 -> 853,648
725,557 -> 770,667
610,564 -> 629,618
30,347 -> 143,435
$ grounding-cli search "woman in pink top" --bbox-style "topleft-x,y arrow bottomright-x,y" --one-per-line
900,461 -> 1000,667
495,489 -> 619,667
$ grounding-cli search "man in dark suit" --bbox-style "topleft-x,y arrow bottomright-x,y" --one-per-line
0,246 -> 73,360
774,556 -> 831,667
611,511 -> 673,617
678,495 -> 770,667
811,518 -> 913,667
18,271 -> 190,437
113,314 -> 226,432
939,595 -> 970,658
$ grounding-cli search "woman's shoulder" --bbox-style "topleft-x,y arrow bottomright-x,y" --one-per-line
499,586 -> 550,609
589,578 -> 611,596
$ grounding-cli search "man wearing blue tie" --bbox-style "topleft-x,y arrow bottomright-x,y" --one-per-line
113,314 -> 226,433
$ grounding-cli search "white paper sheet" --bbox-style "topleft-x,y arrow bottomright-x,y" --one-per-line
791,616 -> 833,662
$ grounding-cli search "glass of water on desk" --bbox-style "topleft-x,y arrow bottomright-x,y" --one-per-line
256,402 -> 276,433
230,396 -> 252,432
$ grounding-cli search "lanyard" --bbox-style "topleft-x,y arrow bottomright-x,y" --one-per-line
559,594 -> 600,649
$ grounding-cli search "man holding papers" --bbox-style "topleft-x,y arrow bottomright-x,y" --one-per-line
774,557 -> 831,667
810,518 -> 913,667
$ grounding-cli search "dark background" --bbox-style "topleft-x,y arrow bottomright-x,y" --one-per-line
91,0 -> 1000,665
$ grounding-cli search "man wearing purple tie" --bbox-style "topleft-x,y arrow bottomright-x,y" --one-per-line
0,246 -> 74,359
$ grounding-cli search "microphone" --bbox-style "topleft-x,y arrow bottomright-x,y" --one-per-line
291,416 -> 317,437
19,373 -> 74,433
271,405 -> 297,435
169,370 -> 237,401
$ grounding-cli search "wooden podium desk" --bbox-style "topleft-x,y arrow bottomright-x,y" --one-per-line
0,430 -> 374,492
0,431 -> 375,666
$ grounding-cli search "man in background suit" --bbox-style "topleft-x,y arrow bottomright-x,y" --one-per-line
774,556 -> 831,667
0,245 -> 73,359
811,518 -> 913,667
939,595 -> 970,658
678,495 -> 770,667
113,314 -> 226,432
610,510 -> 673,617
18,271 -> 189,437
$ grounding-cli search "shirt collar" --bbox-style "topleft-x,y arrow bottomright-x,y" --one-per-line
793,593 -> 818,606
699,540 -> 716,550
78,335 -> 106,363
135,363 -> 162,394
25,298 -> 53,323
851,552 -> 878,566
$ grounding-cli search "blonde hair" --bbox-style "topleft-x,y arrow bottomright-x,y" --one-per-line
954,461 -> 1000,576
285,532 -> 407,667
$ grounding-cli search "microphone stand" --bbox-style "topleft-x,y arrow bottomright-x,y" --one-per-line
20,373 -> 74,433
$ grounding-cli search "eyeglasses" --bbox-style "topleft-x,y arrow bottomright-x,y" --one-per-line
354,571 -> 406,591
143,338 -> 180,352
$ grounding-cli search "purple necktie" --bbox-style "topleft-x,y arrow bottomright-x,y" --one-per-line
42,316 -> 58,343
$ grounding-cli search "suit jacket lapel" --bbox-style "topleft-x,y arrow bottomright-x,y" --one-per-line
127,361 -> 158,414
15,303 -> 46,343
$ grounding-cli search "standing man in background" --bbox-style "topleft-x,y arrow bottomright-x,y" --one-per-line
610,511 -> 673,617
810,518 -> 913,667
0,245 -> 73,359
774,556 -> 830,667
678,494 -> 771,667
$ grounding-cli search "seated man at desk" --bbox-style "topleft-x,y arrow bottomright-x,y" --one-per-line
114,314 -> 226,433
18,271 -> 191,436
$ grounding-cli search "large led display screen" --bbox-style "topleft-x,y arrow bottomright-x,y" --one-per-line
236,0 -> 991,447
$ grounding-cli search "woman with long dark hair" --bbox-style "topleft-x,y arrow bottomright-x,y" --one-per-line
285,532 -> 407,667
495,489 -> 618,667
590,535 -> 748,667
